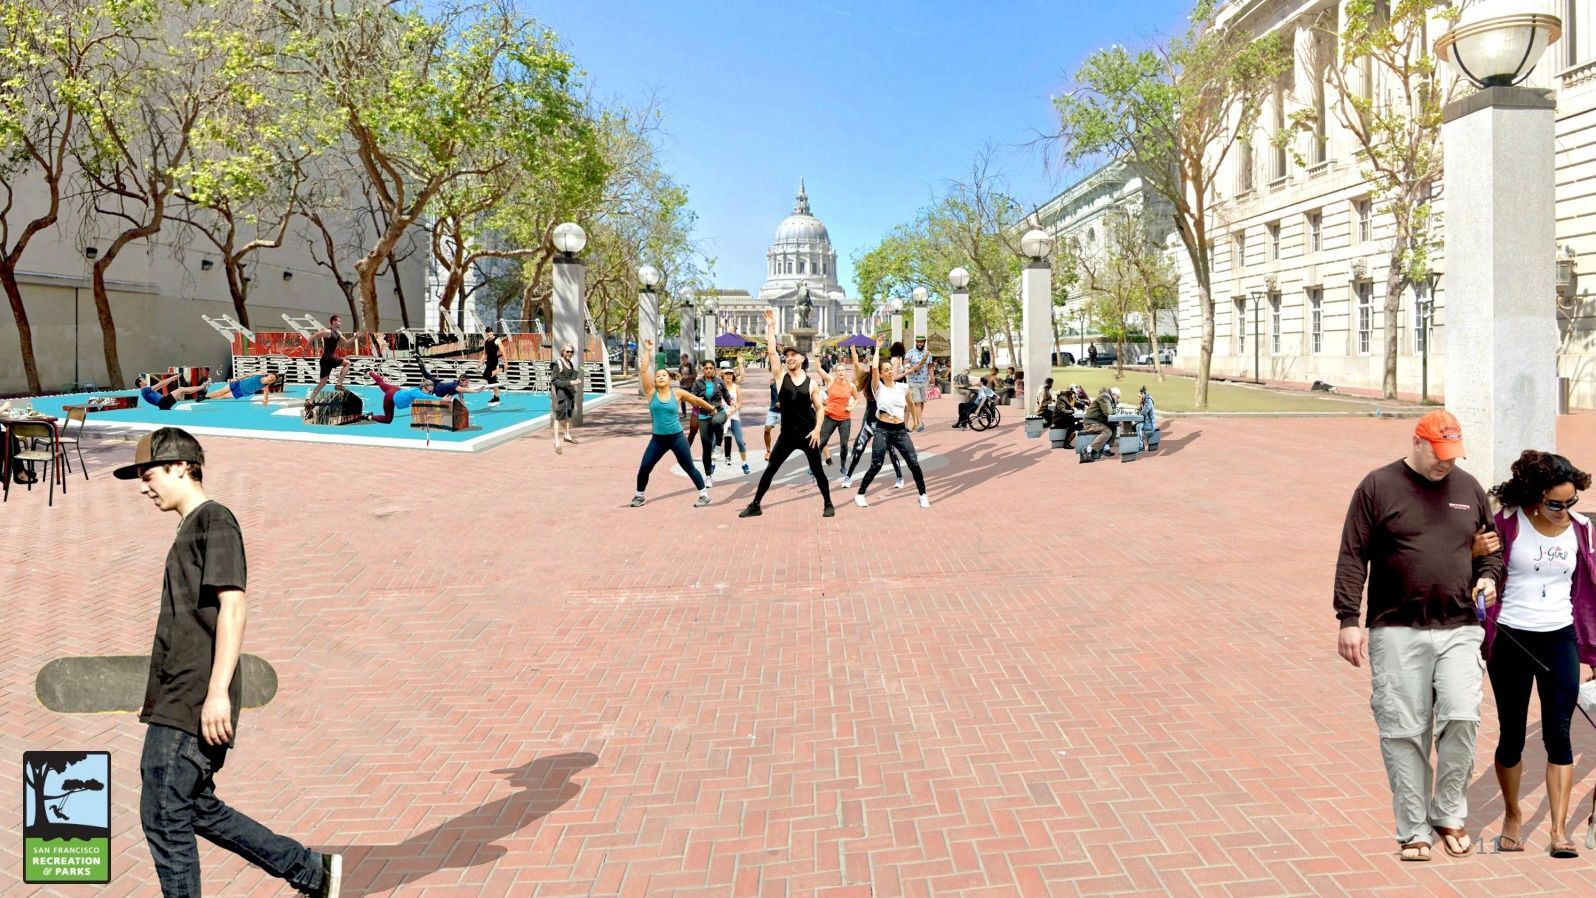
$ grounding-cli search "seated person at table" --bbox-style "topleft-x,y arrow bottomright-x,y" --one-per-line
954,377 -> 997,429
1078,386 -> 1119,462
136,373 -> 209,409
1136,385 -> 1157,439
1036,378 -> 1055,421
997,367 -> 1017,401
204,372 -> 279,405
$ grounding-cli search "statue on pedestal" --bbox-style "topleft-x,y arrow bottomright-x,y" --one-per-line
794,285 -> 813,331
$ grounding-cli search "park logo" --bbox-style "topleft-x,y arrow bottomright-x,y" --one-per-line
23,751 -> 111,884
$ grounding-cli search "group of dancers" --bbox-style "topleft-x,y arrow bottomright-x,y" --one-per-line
632,307 -> 930,514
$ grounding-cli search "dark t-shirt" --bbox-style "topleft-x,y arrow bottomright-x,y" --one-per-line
140,500 -> 247,743
1334,459 -> 1504,629
484,336 -> 501,370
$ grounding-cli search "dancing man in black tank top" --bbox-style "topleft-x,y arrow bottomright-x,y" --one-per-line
306,314 -> 352,404
740,308 -> 835,518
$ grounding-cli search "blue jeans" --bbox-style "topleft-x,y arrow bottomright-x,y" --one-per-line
637,432 -> 704,492
140,724 -> 322,897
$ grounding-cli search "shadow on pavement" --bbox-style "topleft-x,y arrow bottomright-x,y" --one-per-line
1152,426 -> 1201,457
324,751 -> 597,897
1465,721 -> 1596,848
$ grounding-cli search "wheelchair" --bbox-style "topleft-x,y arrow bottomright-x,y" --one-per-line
968,397 -> 1001,431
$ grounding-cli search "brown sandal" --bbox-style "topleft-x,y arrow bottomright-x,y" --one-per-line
1400,841 -> 1431,862
1435,826 -> 1474,857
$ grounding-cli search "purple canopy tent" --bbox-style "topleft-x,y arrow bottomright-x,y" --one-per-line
838,333 -> 877,349
715,332 -> 755,348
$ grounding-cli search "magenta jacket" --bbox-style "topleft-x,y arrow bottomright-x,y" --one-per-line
1483,508 -> 1596,665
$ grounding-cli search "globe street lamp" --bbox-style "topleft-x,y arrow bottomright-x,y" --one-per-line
1436,8 -> 1562,88
911,286 -> 929,344
1020,230 -> 1054,412
637,265 -> 662,389
552,222 -> 587,258
949,267 -> 971,376
702,297 -> 718,359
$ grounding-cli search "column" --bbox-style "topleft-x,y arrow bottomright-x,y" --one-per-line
1021,260 -> 1052,417
913,304 -> 929,343
552,255 -> 589,423
951,287 -> 970,377
638,287 -> 659,396
1442,86 -> 1558,486
891,308 -> 903,346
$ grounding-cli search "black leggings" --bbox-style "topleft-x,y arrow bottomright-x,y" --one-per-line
749,432 -> 831,508
1488,623 -> 1580,767
858,424 -> 925,495
637,432 -> 705,493
844,419 -> 900,479
818,416 -> 851,469
697,418 -> 725,477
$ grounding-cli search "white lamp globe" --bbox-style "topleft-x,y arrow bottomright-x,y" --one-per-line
1436,3 -> 1562,88
912,286 -> 928,306
638,264 -> 661,288
552,222 -> 587,255
1020,229 -> 1055,260
949,267 -> 970,289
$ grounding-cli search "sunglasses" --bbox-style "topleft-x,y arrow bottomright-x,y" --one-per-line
1544,495 -> 1580,511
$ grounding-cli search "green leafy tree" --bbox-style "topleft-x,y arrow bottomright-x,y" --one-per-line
1293,0 -> 1459,399
278,0 -> 588,336
0,0 -> 156,391
1055,0 -> 1288,407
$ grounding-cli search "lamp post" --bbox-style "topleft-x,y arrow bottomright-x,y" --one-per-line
1075,308 -> 1086,363
949,267 -> 970,378
1438,8 -> 1563,485
889,297 -> 904,347
702,297 -> 718,361
1019,228 -> 1055,415
551,222 -> 590,422
679,291 -> 696,364
911,285 -> 929,344
638,264 -> 661,396
1248,289 -> 1266,384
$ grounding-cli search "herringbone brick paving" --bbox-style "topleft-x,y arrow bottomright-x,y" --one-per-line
4,373 -> 1596,896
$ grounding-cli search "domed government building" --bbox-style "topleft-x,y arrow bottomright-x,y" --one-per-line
710,180 -> 863,341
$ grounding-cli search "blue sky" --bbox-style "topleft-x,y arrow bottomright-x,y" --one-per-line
541,0 -> 1196,296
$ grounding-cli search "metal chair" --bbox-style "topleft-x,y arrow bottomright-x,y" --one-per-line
45,406 -> 89,479
5,421 -> 61,506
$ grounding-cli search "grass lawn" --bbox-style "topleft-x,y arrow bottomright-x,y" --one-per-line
977,366 -> 1406,414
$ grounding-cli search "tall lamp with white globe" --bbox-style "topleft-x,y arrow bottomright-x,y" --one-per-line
949,267 -> 971,378
551,221 -> 592,420
1436,8 -> 1561,88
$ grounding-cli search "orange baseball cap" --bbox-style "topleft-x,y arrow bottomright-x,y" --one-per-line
1414,409 -> 1465,460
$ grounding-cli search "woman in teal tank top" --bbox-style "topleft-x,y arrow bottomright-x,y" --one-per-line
633,340 -> 717,507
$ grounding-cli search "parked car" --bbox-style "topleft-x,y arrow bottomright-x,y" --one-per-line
1089,346 -> 1117,366
1133,348 -> 1175,366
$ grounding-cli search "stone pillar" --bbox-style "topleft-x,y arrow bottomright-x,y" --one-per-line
638,288 -> 659,396
891,309 -> 904,347
913,303 -> 929,343
951,287 -> 970,378
680,309 -> 695,365
1443,86 -> 1558,487
1021,260 -> 1052,416
552,255 -> 588,424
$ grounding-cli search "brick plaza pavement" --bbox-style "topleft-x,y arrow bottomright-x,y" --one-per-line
5,372 -> 1596,897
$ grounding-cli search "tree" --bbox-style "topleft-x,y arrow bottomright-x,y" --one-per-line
1296,0 -> 1458,399
1055,0 -> 1289,407
71,0 -> 271,387
170,5 -> 335,329
278,0 -> 589,337
23,752 -> 90,836
0,0 -> 130,392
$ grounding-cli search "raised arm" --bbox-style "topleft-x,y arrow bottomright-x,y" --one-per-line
764,308 -> 780,371
640,339 -> 654,383
677,388 -> 716,413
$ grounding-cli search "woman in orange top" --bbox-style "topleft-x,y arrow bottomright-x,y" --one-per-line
817,363 -> 857,470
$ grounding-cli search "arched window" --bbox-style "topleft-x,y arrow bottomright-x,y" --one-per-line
799,258 -> 807,275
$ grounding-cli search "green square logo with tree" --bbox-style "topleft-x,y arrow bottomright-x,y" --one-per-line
23,752 -> 111,884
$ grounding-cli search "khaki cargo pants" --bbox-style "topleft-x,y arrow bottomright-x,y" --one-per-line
1368,625 -> 1484,846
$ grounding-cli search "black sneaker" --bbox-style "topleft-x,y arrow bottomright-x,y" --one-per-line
314,852 -> 342,898
823,505 -> 835,518
738,503 -> 762,518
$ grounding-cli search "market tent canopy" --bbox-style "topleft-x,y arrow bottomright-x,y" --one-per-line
838,333 -> 876,349
715,332 -> 756,348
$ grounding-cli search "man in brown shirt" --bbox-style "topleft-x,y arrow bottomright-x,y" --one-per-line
1335,410 -> 1504,862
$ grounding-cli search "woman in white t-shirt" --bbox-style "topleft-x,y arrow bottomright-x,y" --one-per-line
852,359 -> 928,509
1483,450 -> 1596,857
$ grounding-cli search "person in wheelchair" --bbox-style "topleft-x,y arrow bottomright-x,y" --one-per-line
954,377 -> 997,429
